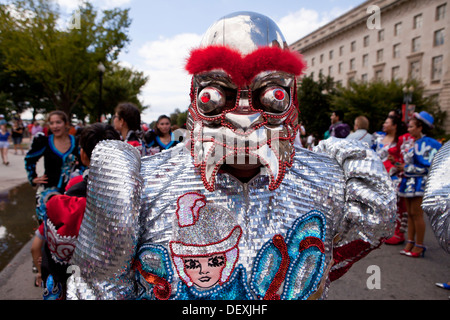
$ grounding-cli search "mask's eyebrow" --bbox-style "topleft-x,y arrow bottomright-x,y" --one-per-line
194,71 -> 238,90
250,71 -> 295,91
186,46 -> 247,86
186,45 -> 306,87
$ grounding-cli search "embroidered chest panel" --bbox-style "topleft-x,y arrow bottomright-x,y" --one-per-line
136,151 -> 345,300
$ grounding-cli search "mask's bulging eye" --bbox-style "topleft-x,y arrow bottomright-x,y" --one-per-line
259,87 -> 290,113
197,87 -> 226,115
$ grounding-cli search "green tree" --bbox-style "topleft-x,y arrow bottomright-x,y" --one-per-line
332,79 -> 446,136
0,0 -> 131,118
297,73 -> 335,140
0,51 -> 53,120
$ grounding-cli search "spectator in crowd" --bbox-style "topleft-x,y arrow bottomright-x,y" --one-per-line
346,115 -> 373,147
294,122 -> 306,148
144,115 -> 180,155
113,102 -> 146,156
328,110 -> 350,138
0,114 -> 6,125
11,119 -> 25,155
31,120 -> 43,138
0,123 -> 10,165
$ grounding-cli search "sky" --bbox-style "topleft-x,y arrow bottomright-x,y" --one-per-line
55,0 -> 366,123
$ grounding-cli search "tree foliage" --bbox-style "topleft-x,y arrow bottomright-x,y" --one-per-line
0,0 -> 132,118
297,74 -> 447,140
332,79 -> 446,137
297,73 -> 336,140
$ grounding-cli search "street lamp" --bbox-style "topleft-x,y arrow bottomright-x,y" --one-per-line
403,86 -> 414,123
97,62 -> 106,122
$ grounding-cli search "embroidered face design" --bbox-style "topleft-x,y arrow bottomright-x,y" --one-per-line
170,192 -> 241,289
183,254 -> 226,288
185,12 -> 306,192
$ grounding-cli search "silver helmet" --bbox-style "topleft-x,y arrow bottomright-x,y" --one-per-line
185,12 -> 306,192
200,11 -> 288,54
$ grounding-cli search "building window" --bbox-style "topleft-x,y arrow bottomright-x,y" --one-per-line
338,62 -> 343,74
329,50 -> 334,60
434,29 -> 445,46
364,35 -> 370,47
409,61 -> 421,80
361,74 -> 368,83
329,65 -> 333,76
413,14 -> 423,29
339,46 -> 344,56
412,37 -> 421,53
311,57 -> 315,67
320,54 -> 324,63
350,58 -> 355,70
363,54 -> 369,67
436,3 -> 446,21
432,55 -> 443,81
351,41 -> 356,52
393,44 -> 401,58
377,49 -> 384,63
378,29 -> 385,42
392,66 -> 400,80
394,22 -> 402,36
375,69 -> 383,80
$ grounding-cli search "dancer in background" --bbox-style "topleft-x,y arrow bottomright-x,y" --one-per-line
25,111 -> 81,223
397,111 -> 442,258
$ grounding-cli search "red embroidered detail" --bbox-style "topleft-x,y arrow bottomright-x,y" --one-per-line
46,219 -> 77,265
185,46 -> 306,87
133,260 -> 171,300
299,237 -> 325,253
330,239 -> 381,282
175,192 -> 207,227
264,235 -> 290,300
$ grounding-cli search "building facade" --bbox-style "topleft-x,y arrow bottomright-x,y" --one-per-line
290,0 -> 450,132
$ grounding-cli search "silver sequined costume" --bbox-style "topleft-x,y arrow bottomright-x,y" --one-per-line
67,138 -> 395,300
422,141 -> 450,254
67,12 -> 396,300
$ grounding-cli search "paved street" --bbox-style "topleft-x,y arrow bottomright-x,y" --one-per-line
0,145 -> 449,300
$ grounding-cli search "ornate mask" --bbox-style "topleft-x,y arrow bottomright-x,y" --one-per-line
185,12 -> 306,192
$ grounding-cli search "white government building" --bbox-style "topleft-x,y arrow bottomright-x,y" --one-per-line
290,0 -> 450,133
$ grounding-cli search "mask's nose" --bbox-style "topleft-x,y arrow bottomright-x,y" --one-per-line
224,89 -> 264,132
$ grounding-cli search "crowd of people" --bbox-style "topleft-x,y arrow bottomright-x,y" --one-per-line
1,100 -> 447,299
321,109 -> 447,289
16,102 -> 182,297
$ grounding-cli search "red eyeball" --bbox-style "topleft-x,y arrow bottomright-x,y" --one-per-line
274,89 -> 285,101
260,87 -> 290,113
197,87 -> 225,115
200,92 -> 211,103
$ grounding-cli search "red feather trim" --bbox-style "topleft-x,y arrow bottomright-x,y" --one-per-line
186,46 -> 306,87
